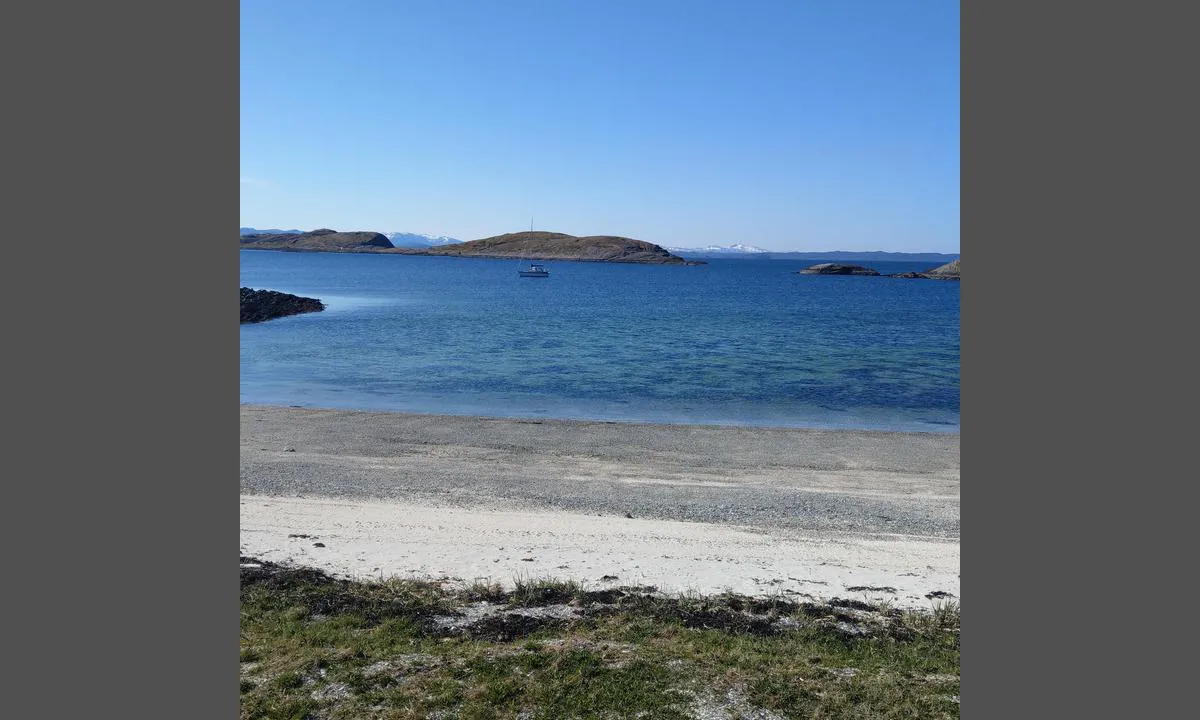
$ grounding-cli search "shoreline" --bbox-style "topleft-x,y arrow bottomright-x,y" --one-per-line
238,246 -> 696,265
238,400 -> 960,436
241,404 -> 959,608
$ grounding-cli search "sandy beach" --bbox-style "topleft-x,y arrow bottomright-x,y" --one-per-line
240,404 -> 959,608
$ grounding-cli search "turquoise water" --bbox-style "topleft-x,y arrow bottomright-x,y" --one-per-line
240,250 -> 959,432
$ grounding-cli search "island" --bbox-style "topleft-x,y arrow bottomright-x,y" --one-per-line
240,288 -> 325,324
239,228 -> 698,265
795,263 -> 881,276
240,228 -> 392,252
390,231 -> 698,265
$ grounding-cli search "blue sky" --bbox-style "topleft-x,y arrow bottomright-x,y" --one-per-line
241,1 -> 959,253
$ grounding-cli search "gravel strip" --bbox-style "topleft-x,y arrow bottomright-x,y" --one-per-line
241,404 -> 959,540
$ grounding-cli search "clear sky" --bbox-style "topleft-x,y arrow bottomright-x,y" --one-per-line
241,1 -> 959,253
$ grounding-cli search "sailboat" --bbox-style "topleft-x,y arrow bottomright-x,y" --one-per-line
518,263 -> 549,278
518,217 -> 549,277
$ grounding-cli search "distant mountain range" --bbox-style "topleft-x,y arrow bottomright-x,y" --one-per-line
385,232 -> 462,248
766,251 -> 959,263
665,244 -> 769,254
240,227 -> 304,236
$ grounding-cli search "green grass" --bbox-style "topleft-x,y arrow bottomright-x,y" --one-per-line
240,559 -> 959,719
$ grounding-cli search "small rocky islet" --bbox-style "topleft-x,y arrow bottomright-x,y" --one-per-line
795,258 -> 960,280
240,287 -> 325,324
795,263 -> 881,276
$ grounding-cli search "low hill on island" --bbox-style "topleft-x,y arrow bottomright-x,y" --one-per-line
240,228 -> 392,252
394,231 -> 695,265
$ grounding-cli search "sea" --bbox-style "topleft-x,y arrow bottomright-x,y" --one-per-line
240,250 -> 959,433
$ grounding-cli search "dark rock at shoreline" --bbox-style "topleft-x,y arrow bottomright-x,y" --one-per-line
240,228 -> 393,252
241,287 -> 325,323
795,263 -> 881,276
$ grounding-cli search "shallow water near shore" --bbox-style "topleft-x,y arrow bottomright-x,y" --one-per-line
240,250 -> 959,432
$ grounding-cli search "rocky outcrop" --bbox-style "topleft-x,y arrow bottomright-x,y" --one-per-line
888,258 -> 960,280
395,231 -> 699,265
240,287 -> 324,323
240,228 -> 393,252
795,263 -> 881,276
924,258 -> 960,279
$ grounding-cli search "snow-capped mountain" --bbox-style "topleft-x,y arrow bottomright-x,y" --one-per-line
386,232 -> 463,248
665,243 -> 769,254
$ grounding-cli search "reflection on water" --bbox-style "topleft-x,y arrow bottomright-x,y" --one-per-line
313,295 -> 413,312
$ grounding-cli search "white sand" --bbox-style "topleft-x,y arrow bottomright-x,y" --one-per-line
240,494 -> 958,609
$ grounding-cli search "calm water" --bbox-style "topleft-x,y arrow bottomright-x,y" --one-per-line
240,251 -> 959,432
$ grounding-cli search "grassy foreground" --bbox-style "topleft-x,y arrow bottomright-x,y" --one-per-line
240,558 -> 959,719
